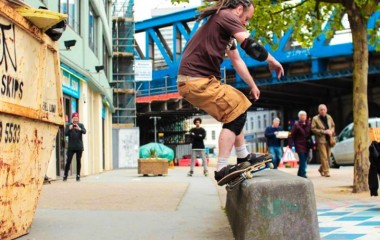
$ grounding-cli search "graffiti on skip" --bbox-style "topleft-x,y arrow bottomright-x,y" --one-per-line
259,198 -> 300,218
0,22 -> 24,100
0,23 -> 17,72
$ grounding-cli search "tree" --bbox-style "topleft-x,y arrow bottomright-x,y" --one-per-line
172,0 -> 380,193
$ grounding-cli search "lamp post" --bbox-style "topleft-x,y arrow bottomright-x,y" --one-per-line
150,116 -> 161,142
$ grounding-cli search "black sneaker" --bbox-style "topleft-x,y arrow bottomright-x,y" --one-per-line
63,176 -> 67,181
214,162 -> 251,181
187,171 -> 193,177
204,170 -> 208,176
237,153 -> 272,165
76,175 -> 80,181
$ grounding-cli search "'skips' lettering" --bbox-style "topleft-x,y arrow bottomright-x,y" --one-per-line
1,74 -> 23,99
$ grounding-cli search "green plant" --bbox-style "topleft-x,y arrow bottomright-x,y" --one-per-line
149,148 -> 157,158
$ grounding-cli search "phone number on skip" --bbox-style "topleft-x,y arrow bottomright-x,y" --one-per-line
0,121 -> 21,144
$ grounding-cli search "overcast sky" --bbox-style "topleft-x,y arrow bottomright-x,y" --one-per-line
134,0 -> 201,21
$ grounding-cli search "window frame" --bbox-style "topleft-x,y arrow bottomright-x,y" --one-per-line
59,0 -> 80,34
89,4 -> 97,54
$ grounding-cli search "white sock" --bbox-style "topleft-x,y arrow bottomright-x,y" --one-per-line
235,145 -> 249,159
216,157 -> 229,171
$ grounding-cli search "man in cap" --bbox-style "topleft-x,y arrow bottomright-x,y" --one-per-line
63,112 -> 86,181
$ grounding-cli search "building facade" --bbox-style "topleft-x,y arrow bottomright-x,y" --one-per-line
26,0 -> 114,179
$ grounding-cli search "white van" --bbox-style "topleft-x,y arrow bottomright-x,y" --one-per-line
330,118 -> 380,168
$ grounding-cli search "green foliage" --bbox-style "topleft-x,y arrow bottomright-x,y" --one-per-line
251,0 -> 346,49
171,0 -> 379,50
171,0 -> 189,4
368,19 -> 380,51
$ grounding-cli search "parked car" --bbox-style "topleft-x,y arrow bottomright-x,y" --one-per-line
330,118 -> 380,168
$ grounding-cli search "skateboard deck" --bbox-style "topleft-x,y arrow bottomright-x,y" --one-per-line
217,159 -> 272,191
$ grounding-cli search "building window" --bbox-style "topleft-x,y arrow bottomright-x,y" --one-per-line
89,5 -> 97,54
212,130 -> 216,140
250,117 -> 254,130
271,112 -> 275,121
264,115 -> 267,128
103,0 -> 109,17
103,38 -> 109,78
258,116 -> 261,129
59,0 -> 80,33
245,122 -> 248,131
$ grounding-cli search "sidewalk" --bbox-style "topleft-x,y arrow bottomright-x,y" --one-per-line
18,166 -> 233,240
19,164 -> 380,240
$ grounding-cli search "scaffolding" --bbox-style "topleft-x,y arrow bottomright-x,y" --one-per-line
112,0 -> 136,126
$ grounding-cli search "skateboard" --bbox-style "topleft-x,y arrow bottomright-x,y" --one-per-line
217,159 -> 272,191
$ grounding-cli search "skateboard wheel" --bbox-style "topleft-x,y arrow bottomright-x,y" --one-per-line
226,185 -> 233,192
246,171 -> 253,179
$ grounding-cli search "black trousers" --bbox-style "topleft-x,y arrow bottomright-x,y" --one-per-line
64,150 -> 83,176
369,141 -> 380,196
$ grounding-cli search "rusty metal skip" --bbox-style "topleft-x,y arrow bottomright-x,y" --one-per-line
0,1 -> 66,239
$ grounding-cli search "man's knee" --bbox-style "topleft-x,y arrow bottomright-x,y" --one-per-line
222,112 -> 247,135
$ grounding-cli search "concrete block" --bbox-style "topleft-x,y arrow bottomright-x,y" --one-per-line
226,170 -> 320,240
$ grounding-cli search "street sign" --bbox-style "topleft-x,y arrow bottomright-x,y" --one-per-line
135,60 -> 152,81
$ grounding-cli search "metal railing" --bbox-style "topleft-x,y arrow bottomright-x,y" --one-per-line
136,79 -> 178,97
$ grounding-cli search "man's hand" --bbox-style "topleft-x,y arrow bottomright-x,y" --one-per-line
250,85 -> 260,101
324,130 -> 333,136
73,124 -> 80,131
267,55 -> 284,79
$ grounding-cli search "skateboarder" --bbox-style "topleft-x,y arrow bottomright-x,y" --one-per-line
177,0 -> 284,181
188,117 -> 208,176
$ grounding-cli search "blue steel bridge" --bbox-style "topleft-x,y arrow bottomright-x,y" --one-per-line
133,7 -> 380,144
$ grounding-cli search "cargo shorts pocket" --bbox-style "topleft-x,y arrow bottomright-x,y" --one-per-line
214,90 -> 239,122
178,83 -> 189,98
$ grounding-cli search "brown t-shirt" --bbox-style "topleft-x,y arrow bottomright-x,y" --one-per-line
178,9 -> 246,79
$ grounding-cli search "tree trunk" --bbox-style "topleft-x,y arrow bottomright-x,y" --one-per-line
347,7 -> 370,193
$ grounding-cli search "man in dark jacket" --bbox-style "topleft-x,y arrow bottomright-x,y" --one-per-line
63,112 -> 86,181
265,118 -> 284,169
369,141 -> 380,196
188,118 -> 208,176
288,111 -> 311,178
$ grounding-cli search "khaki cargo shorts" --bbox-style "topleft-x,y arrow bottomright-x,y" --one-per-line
177,75 -> 251,123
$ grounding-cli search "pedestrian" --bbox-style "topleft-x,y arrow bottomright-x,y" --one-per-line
264,118 -> 284,169
311,104 -> 335,177
369,141 -> 380,196
288,111 -> 311,178
177,0 -> 284,181
188,117 -> 208,177
63,112 -> 86,181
